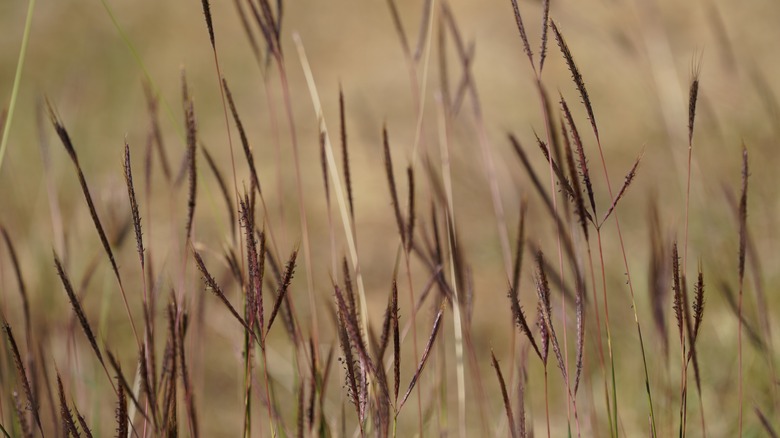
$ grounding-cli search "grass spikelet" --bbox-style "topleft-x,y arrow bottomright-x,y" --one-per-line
339,87 -> 354,221
600,148 -> 643,226
534,250 -> 567,383
399,303 -> 444,410
106,350 -> 149,423
3,323 -> 41,435
755,406 -> 778,438
511,201 -> 527,294
383,125 -> 406,248
688,60 -> 701,147
574,269 -> 585,395
376,282 -> 394,361
47,102 -> 131,308
672,242 -> 684,344
534,132 -> 578,210
74,406 -> 94,438
142,81 -> 171,181
737,144 -> 748,434
193,249 -> 254,336
386,0 -> 410,57
223,79 -> 262,194
406,166 -> 416,252
178,313 -> 199,438
392,278 -> 400,405
12,391 -> 32,438
123,141 -> 145,270
139,344 -> 159,429
508,0 -> 534,70
199,0 -> 216,48
183,76 -> 198,242
267,248 -> 297,335
1,226 -> 32,348
54,252 -> 105,369
239,193 -> 260,330
116,373 -> 128,438
551,21 -> 599,141
538,0 -> 550,74
561,114 -> 591,240
509,286 -> 541,360
648,198 -> 670,359
336,299 -> 361,422
57,373 -> 80,438
560,95 -> 597,216
491,350 -> 517,438
201,145 -> 236,237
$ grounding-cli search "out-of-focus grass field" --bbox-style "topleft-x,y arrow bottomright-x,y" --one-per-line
2,0 -> 780,436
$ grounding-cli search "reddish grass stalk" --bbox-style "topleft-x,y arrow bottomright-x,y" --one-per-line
553,20 -> 656,435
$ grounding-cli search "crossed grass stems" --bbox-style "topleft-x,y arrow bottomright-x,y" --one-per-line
0,0 -> 774,437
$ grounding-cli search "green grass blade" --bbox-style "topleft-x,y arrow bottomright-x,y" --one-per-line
0,0 -> 37,175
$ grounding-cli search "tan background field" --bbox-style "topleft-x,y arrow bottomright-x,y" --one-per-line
2,0 -> 779,436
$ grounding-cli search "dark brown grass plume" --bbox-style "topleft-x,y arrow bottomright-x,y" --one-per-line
383,126 -> 406,249
47,102 -> 139,344
199,0 -> 216,48
737,144 -> 748,434
509,285 -> 541,360
116,374 -> 128,438
399,303 -> 444,410
183,75 -> 198,242
123,141 -> 145,270
552,21 -> 599,141
202,145 -> 236,236
223,79 -> 262,194
688,61 -> 701,146
508,0 -> 534,70
491,350 -> 517,438
339,87 -> 355,221
57,373 -> 80,437
560,95 -> 597,216
562,116 -> 590,241
534,250 -> 568,383
267,249 -> 297,336
600,148 -> 643,226
3,323 -> 42,435
54,252 -> 105,370
538,0 -> 551,74
193,249 -> 255,336
74,405 -> 94,438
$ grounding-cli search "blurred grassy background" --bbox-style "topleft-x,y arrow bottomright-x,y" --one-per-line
2,0 -> 780,435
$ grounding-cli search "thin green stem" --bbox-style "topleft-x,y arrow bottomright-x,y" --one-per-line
0,0 -> 37,174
